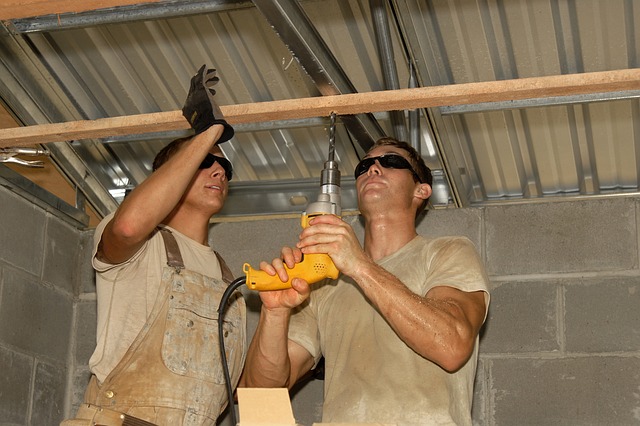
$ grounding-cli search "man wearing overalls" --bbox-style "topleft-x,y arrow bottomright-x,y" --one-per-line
62,65 -> 246,426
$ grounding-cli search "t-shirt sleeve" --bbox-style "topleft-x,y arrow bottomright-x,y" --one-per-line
287,281 -> 328,367
91,211 -> 152,274
424,237 -> 490,320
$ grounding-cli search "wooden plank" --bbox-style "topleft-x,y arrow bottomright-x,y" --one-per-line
0,111 -> 186,148
229,69 -> 640,122
1,69 -> 639,148
0,0 -> 163,20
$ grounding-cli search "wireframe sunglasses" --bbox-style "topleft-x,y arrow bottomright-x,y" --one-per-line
354,154 -> 422,182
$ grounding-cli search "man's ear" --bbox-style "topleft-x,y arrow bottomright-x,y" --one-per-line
414,183 -> 432,200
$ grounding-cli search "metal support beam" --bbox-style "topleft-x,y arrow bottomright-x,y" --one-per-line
252,0 -> 384,152
371,0 -> 406,141
440,90 -> 640,115
7,0 -> 253,33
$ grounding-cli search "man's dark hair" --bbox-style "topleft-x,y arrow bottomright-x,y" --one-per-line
152,136 -> 192,172
368,137 -> 433,215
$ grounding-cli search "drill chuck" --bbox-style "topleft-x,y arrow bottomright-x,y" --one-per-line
302,159 -> 342,226
321,160 -> 341,187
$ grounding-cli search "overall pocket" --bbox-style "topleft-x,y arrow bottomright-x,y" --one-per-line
161,270 -> 243,384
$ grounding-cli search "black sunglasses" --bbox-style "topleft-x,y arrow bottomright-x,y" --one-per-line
199,153 -> 233,181
354,154 -> 422,182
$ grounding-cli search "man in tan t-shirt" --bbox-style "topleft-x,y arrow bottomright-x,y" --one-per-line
241,137 -> 490,425
62,65 -> 245,426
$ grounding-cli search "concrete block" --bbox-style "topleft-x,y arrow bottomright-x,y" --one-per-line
0,190 -> 45,275
480,281 -> 559,353
0,268 -> 72,362
418,208 -> 484,251
565,276 -> 640,352
210,218 -> 300,275
69,367 -> 92,418
78,230 -> 96,295
471,358 -> 487,425
485,198 -> 637,275
75,299 -> 97,365
31,360 -> 66,426
490,357 -> 640,425
0,346 -> 32,424
43,216 -> 81,294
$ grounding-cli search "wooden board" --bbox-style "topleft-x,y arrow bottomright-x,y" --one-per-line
0,0 -> 164,20
1,69 -> 638,148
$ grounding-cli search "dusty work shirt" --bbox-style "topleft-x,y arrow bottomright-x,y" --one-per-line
288,235 -> 490,426
89,212 -> 235,383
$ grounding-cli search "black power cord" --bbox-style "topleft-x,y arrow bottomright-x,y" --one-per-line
217,276 -> 246,426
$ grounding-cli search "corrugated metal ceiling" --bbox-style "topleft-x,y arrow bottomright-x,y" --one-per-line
0,0 -> 638,221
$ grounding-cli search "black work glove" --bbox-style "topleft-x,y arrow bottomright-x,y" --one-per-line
182,64 -> 235,143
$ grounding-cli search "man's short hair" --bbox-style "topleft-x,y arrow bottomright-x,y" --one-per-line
152,136 -> 192,172
368,137 -> 433,215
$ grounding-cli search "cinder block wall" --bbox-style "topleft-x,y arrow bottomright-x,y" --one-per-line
0,184 -> 92,424
475,197 -> 640,425
3,175 -> 640,425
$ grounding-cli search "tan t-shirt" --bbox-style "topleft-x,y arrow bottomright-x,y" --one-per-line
89,213 -> 226,383
288,235 -> 490,426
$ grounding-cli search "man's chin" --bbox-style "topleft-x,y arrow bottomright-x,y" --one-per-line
357,192 -> 386,209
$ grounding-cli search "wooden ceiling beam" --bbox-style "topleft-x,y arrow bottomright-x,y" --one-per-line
0,0 -> 163,20
1,68 -> 638,148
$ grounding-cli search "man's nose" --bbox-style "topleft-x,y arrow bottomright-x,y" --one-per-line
367,160 -> 383,175
209,164 -> 226,179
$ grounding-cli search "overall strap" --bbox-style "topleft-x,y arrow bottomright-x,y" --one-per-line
160,227 -> 234,284
158,228 -> 185,272
215,251 -> 235,284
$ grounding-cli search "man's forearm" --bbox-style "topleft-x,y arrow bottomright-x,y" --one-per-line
240,306 -> 294,388
113,127 -> 222,233
352,259 -> 486,372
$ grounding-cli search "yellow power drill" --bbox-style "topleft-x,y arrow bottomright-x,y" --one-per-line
243,115 -> 342,291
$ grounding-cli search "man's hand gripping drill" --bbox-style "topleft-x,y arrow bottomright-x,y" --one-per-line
243,217 -> 341,291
